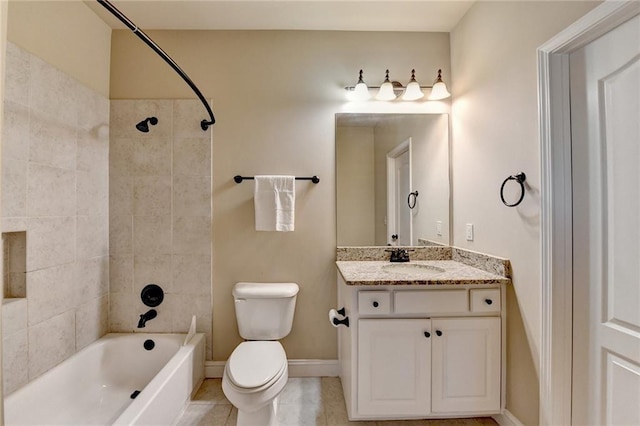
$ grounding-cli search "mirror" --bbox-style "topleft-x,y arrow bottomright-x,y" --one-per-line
336,113 -> 450,246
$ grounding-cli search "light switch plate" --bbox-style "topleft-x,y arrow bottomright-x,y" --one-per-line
436,221 -> 443,236
466,223 -> 474,241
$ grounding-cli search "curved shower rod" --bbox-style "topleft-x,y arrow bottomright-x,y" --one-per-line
97,0 -> 215,130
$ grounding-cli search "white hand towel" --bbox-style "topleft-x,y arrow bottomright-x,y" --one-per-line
254,175 -> 295,232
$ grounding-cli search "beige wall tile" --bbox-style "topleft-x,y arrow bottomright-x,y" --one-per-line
27,216 -> 76,271
2,157 -> 27,218
2,330 -> 29,395
133,215 -> 172,255
2,100 -> 30,161
109,215 -> 133,255
77,170 -> 108,217
110,137 -> 134,177
133,254 -> 173,295
172,254 -> 211,295
77,215 -> 108,259
109,255 -> 133,294
2,298 -> 28,336
133,176 -> 172,216
173,99 -> 213,139
77,131 -> 109,174
75,256 -> 109,306
132,137 -> 171,176
27,263 -> 76,326
28,115 -> 77,170
173,175 -> 211,217
110,175 -> 133,216
28,311 -> 75,380
75,295 -> 108,351
76,83 -> 110,133
109,292 -> 136,332
173,216 -> 212,255
27,163 -> 76,217
173,137 -> 211,176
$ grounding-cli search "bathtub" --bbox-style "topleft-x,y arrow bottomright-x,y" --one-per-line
4,333 -> 205,425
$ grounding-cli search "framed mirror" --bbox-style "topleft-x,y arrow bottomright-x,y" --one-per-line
336,113 -> 450,246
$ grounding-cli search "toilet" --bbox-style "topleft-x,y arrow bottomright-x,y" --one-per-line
222,282 -> 299,426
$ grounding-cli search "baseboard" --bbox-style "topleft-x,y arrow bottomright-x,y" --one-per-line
205,359 -> 339,379
492,410 -> 524,426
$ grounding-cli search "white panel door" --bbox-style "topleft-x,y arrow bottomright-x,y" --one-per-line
431,317 -> 501,414
570,13 -> 640,426
395,149 -> 412,246
358,319 -> 431,417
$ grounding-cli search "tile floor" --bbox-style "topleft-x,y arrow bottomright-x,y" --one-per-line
175,378 -> 499,426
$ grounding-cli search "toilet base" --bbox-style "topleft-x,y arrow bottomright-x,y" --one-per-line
236,397 -> 278,426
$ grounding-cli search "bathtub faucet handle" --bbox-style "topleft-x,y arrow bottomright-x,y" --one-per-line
138,309 -> 157,328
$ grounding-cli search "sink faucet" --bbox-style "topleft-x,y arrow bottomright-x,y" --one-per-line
387,248 -> 411,263
137,309 -> 157,328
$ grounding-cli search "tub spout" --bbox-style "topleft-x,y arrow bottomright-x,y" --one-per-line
138,309 -> 157,328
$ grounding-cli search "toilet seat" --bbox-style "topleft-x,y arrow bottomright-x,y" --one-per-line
226,341 -> 287,391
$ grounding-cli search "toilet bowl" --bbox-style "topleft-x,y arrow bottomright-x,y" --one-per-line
222,282 -> 299,426
222,341 -> 288,425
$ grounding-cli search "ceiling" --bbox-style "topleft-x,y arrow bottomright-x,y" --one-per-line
85,0 -> 475,32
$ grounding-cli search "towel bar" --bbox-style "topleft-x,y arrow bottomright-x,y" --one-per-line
234,175 -> 320,184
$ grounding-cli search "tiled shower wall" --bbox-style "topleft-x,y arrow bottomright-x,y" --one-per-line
1,42 -> 110,394
109,99 -> 212,359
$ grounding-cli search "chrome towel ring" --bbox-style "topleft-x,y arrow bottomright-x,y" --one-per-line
500,172 -> 526,207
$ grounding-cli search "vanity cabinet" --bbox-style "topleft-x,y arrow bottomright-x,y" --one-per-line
337,274 -> 504,420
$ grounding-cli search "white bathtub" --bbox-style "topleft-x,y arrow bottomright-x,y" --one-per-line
4,333 -> 205,425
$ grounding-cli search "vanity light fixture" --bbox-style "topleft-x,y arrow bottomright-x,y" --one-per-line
345,68 -> 451,101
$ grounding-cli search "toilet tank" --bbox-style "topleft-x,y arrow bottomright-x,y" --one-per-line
233,282 -> 299,340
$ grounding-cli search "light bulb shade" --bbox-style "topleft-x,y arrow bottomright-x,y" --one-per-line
353,81 -> 371,100
428,81 -> 450,100
376,81 -> 397,101
402,81 -> 424,101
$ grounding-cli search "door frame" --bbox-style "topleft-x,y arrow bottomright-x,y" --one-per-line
538,2 -> 640,425
386,138 -> 412,245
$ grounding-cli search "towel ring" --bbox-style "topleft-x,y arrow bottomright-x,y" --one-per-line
500,172 -> 526,207
407,191 -> 419,209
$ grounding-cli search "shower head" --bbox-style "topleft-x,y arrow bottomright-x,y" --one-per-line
136,116 -> 158,133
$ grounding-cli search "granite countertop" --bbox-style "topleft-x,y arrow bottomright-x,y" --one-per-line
336,260 -> 510,286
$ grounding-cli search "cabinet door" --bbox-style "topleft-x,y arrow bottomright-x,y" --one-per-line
431,317 -> 501,413
358,319 -> 431,416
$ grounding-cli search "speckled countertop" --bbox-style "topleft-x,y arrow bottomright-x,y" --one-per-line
336,260 -> 510,286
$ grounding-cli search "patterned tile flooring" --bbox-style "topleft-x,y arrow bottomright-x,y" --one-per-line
175,378 -> 499,426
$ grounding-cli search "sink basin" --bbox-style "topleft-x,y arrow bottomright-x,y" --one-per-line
382,263 -> 446,276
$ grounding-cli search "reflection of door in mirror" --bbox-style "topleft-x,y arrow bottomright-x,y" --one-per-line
387,138 -> 412,245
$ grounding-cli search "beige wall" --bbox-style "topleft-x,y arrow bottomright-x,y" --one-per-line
110,30 -> 450,360
7,0 -> 111,97
450,2 -> 599,424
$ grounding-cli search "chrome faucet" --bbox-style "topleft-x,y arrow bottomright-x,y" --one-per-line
137,309 -> 157,328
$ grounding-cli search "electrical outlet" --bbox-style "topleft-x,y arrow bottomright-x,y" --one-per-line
436,221 -> 443,236
465,223 -> 474,241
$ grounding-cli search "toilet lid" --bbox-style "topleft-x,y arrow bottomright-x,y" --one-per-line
227,341 -> 287,389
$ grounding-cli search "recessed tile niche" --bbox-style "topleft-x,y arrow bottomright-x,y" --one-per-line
3,231 -> 26,299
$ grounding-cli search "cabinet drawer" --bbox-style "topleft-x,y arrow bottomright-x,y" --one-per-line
395,290 -> 468,314
470,289 -> 501,313
358,291 -> 391,315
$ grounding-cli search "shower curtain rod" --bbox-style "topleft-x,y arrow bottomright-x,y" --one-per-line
97,0 -> 216,130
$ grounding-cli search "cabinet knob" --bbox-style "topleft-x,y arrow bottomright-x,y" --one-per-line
372,301 -> 379,308
435,330 -> 442,336
424,331 -> 431,338
485,299 -> 493,305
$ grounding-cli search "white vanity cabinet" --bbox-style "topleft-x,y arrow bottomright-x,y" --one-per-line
337,273 -> 504,420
